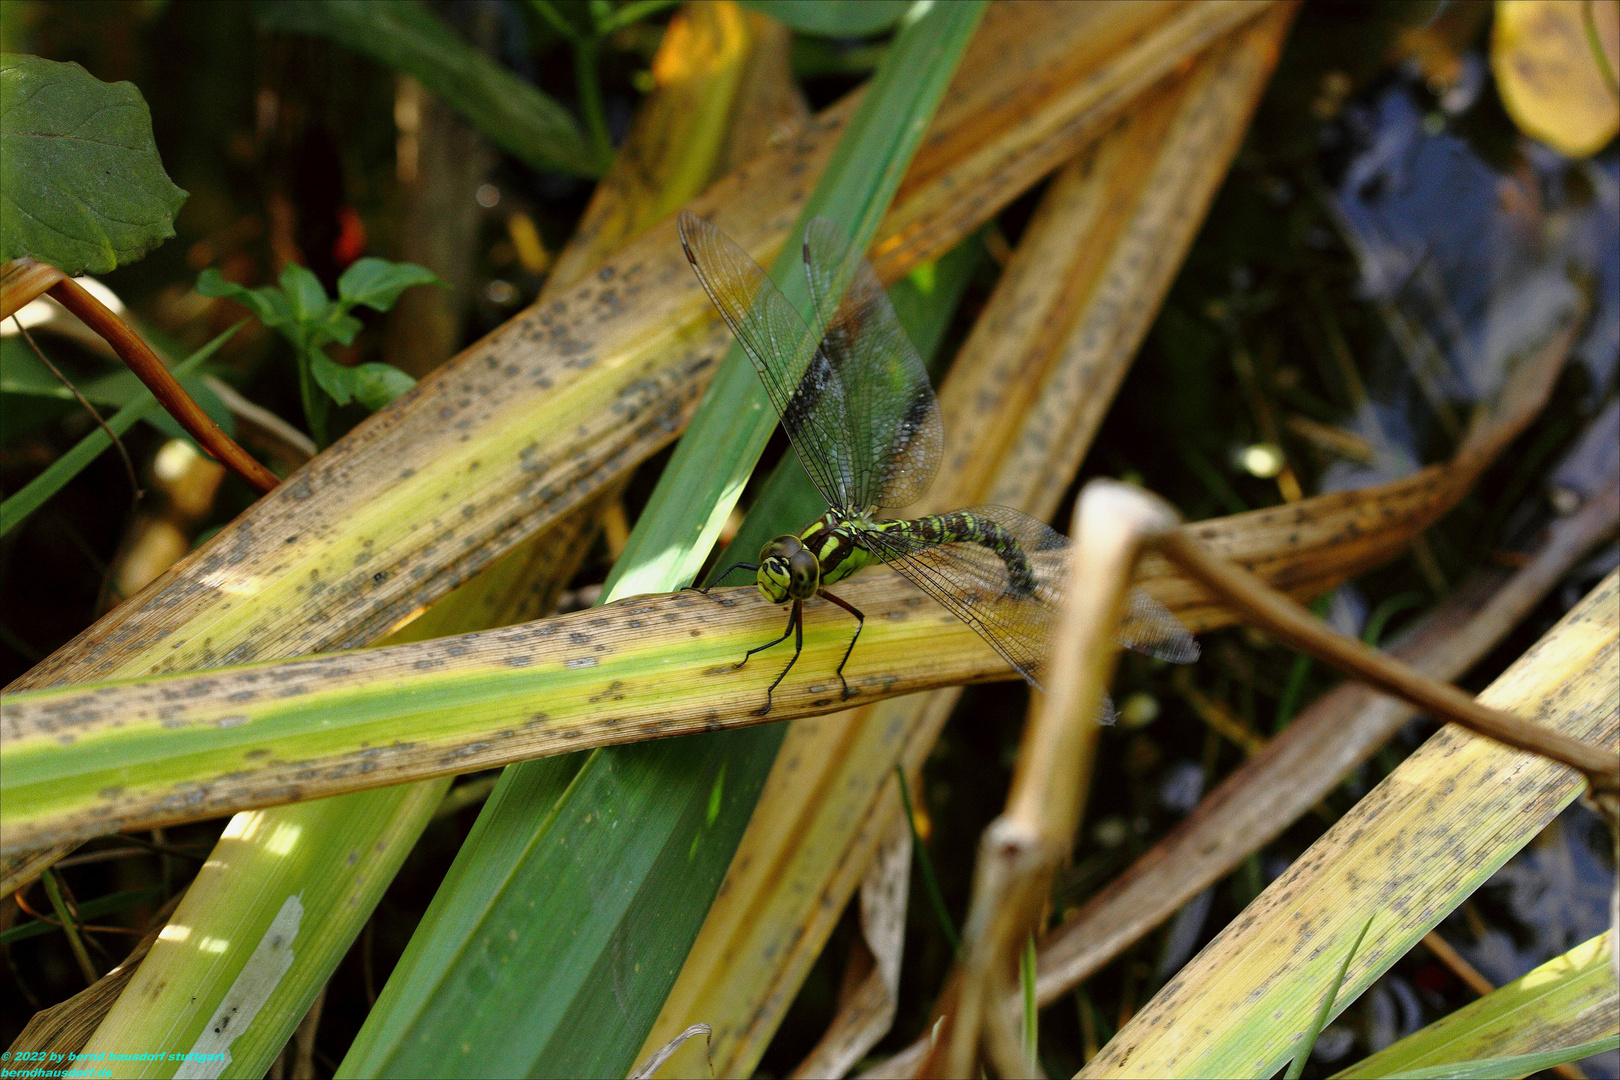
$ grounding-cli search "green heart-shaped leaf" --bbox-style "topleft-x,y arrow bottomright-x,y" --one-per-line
0,54 -> 187,274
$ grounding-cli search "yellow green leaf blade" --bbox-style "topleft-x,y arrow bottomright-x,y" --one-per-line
1379,1036 -> 1619,1080
1332,932 -> 1617,1079
0,573 -> 1008,853
1080,571 -> 1620,1078
77,781 -> 446,1080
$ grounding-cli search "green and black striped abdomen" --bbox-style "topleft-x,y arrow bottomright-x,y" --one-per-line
885,511 -> 1037,596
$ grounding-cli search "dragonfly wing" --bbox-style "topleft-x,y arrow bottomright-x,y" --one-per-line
1118,587 -> 1201,663
677,211 -> 855,508
802,217 -> 943,510
859,505 -> 1199,686
859,506 -> 1068,686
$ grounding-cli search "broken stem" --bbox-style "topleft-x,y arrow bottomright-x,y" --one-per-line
921,482 -> 1180,1079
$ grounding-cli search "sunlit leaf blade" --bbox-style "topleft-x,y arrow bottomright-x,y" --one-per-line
337,6 -> 986,1077
1379,1037 -> 1620,1080
2,571 -> 1036,857
1332,932 -> 1617,1080
79,781 -> 447,1079
253,0 -> 601,177
0,54 -> 187,274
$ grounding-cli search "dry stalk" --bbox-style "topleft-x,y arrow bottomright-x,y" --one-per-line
921,476 -> 1619,1077
921,482 -> 1179,1079
864,472 -> 1620,1079
1151,522 -> 1619,793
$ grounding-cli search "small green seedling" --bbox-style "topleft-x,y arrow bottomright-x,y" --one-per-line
198,258 -> 439,447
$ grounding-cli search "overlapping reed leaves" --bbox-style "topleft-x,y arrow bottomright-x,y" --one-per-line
9,3 -> 1603,1077
642,10 -> 1299,1074
337,6 -> 991,1074
6,10 -> 1288,1075
18,5 -> 789,1074
1080,571 -> 1619,1078
7,2 -> 1266,697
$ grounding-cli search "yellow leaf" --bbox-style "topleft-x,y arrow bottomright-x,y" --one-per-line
1492,0 -> 1619,157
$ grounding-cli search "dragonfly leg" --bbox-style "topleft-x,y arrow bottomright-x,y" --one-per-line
757,600 -> 804,716
687,562 -> 759,597
818,589 -> 864,701
737,600 -> 798,670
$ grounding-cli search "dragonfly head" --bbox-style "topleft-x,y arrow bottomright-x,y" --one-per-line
758,535 -> 820,603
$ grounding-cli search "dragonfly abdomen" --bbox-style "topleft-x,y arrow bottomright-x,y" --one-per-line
884,512 -> 1038,597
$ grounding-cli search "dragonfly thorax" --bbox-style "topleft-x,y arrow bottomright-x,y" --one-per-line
758,534 -> 820,603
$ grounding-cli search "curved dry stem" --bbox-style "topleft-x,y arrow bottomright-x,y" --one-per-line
1152,526 -> 1619,793
0,257 -> 67,320
1032,478 -> 1620,1006
46,276 -> 279,493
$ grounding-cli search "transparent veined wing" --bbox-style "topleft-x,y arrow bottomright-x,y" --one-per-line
857,505 -> 1198,689
856,505 -> 1066,686
801,217 -> 942,510
677,211 -> 854,510
1118,587 -> 1201,664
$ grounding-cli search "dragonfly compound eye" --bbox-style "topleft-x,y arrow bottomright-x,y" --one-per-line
788,548 -> 820,598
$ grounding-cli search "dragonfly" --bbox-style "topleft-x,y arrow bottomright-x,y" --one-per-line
678,210 -> 1198,716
